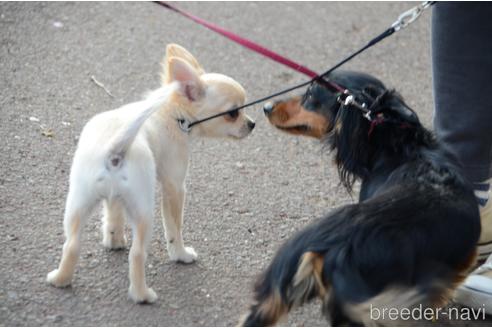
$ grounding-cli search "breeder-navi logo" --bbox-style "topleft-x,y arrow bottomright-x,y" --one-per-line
370,304 -> 486,322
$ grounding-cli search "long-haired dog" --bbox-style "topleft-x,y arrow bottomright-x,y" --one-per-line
47,44 -> 255,303
239,71 -> 480,326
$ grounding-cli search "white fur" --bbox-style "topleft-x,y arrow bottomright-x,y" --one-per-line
47,44 -> 254,303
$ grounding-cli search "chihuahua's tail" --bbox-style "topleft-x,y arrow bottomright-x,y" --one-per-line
105,82 -> 179,170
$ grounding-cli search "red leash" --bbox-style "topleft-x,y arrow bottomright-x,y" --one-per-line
154,1 -> 434,131
154,1 -> 319,79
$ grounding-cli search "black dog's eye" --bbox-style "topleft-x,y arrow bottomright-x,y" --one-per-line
303,88 -> 313,102
308,88 -> 314,98
228,109 -> 239,119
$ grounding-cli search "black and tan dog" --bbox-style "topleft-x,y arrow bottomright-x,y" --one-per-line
239,71 -> 481,326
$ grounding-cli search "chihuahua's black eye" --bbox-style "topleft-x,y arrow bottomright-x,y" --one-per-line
228,109 -> 239,119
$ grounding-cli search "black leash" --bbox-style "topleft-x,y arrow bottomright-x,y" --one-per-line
166,1 -> 435,132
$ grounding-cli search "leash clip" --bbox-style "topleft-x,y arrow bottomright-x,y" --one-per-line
337,90 -> 354,106
392,1 -> 433,31
177,119 -> 191,133
338,91 -> 371,120
343,94 -> 354,107
363,111 -> 373,121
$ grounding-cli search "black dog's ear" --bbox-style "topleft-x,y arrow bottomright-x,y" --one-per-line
387,95 -> 419,124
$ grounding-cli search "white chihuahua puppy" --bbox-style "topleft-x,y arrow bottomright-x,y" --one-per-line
47,44 -> 255,303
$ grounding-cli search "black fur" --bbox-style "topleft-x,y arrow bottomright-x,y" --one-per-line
241,71 -> 481,326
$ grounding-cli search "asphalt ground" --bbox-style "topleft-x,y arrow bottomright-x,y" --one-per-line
1,2 -> 491,326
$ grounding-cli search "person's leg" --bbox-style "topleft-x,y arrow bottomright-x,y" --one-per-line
432,2 -> 492,258
432,2 -> 492,314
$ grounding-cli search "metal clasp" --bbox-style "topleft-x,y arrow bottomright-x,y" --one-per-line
391,1 -> 433,31
337,90 -> 372,121
177,119 -> 191,133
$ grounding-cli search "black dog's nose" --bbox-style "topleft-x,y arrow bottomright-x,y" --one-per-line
248,121 -> 256,130
263,102 -> 274,115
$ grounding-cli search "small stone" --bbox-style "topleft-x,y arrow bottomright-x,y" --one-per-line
41,128 -> 54,138
7,234 -> 18,241
8,291 -> 18,299
47,314 -> 63,322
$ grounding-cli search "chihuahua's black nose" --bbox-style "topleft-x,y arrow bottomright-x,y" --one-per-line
263,102 -> 274,115
248,121 -> 256,130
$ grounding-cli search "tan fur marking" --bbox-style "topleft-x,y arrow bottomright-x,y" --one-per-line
265,97 -> 331,139
430,249 -> 478,309
334,119 -> 343,134
257,290 -> 288,325
294,252 -> 327,297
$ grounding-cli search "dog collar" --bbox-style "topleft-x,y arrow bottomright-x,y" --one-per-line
177,118 -> 191,133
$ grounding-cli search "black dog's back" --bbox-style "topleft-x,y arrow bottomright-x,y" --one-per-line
240,71 -> 480,326
242,183 -> 478,326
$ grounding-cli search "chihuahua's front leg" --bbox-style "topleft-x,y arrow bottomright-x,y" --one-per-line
160,179 -> 197,263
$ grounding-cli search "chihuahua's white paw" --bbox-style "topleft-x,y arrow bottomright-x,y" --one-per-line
102,231 -> 127,250
46,269 -> 72,287
128,286 -> 157,304
169,246 -> 198,263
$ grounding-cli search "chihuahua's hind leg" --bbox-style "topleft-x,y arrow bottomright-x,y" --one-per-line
125,197 -> 157,303
127,217 -> 157,303
160,181 -> 197,263
102,199 -> 127,249
47,183 -> 97,287
121,165 -> 157,304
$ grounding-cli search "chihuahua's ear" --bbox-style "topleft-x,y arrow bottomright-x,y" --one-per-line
165,44 -> 205,75
166,57 -> 204,102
